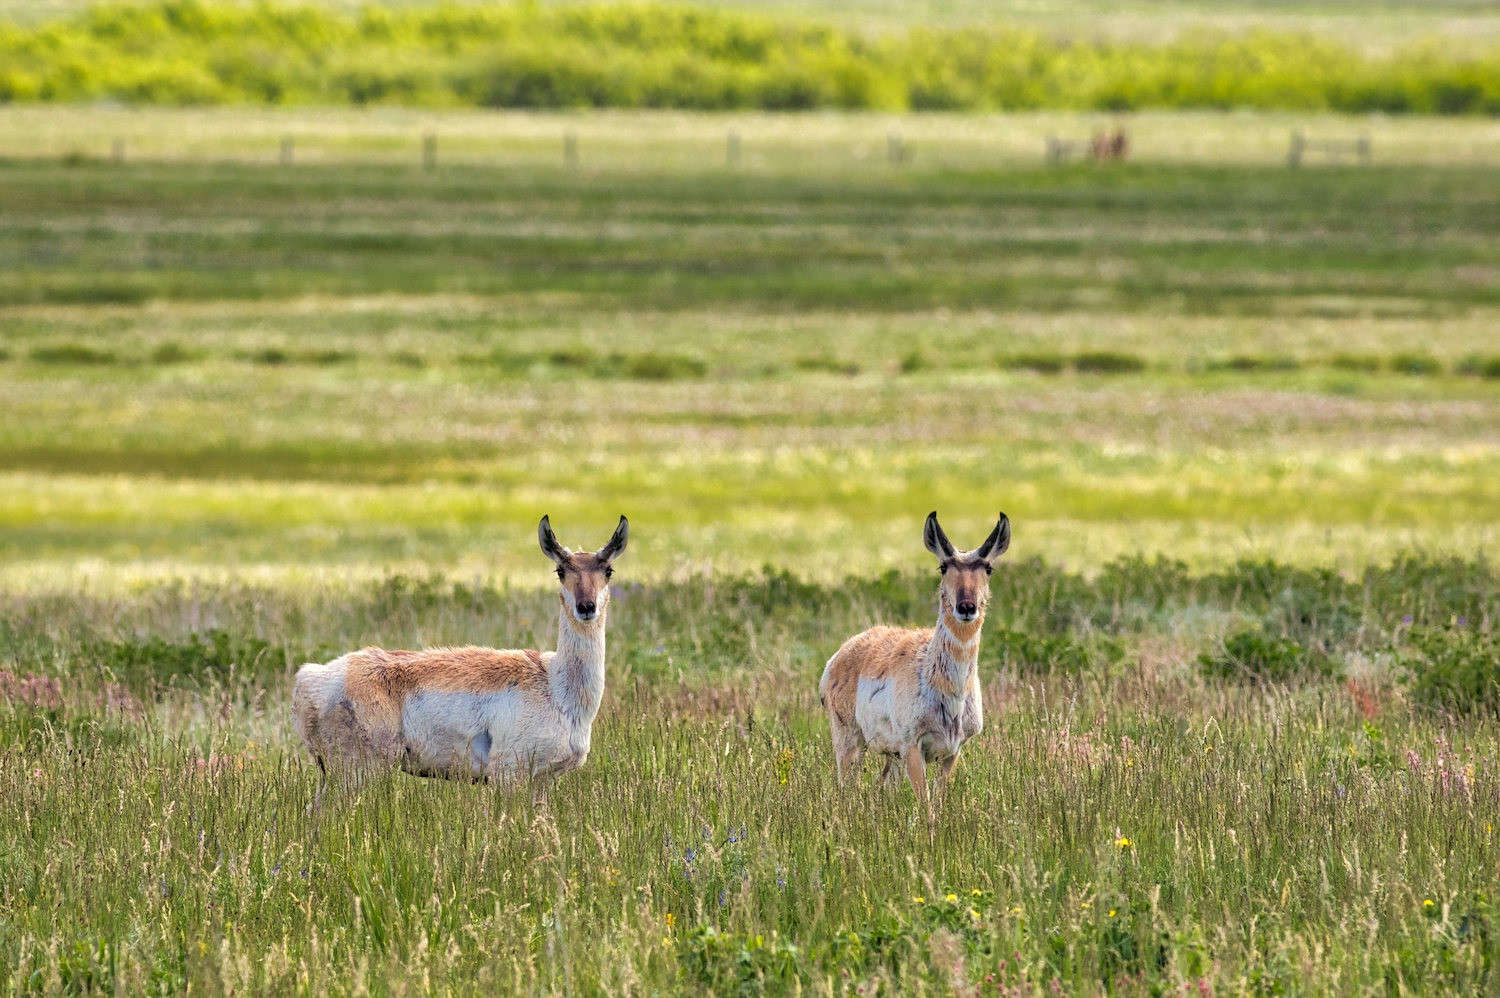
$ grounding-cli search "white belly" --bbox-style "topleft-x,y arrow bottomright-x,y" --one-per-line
401,690 -> 575,779
853,677 -> 903,754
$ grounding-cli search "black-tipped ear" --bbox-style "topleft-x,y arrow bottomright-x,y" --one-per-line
975,512 -> 1011,562
538,515 -> 570,566
922,511 -> 956,560
596,515 -> 629,562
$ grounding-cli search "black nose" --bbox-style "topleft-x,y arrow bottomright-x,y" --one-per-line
957,601 -> 977,617
576,601 -> 596,617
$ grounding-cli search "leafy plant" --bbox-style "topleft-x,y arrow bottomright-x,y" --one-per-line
1399,626 -> 1500,714
1199,628 -> 1334,683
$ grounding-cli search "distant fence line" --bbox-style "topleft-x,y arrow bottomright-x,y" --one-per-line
69,128 -> 1392,170
2,1 -> 1500,115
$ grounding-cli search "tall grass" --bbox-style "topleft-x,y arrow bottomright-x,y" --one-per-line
1,560 -> 1496,995
3,0 -> 1500,113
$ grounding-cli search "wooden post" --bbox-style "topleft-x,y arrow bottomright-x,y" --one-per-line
563,130 -> 578,167
422,132 -> 437,172
1288,130 -> 1305,168
727,129 -> 741,168
111,138 -> 125,164
280,136 -> 294,166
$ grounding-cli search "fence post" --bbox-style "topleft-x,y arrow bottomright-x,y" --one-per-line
111,138 -> 125,164
727,129 -> 741,168
1288,130 -> 1305,168
1356,134 -> 1371,165
280,136 -> 294,166
1045,135 -> 1060,165
422,132 -> 437,172
563,130 -> 578,167
887,132 -> 904,164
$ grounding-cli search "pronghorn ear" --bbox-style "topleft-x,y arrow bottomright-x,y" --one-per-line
975,512 -> 1011,563
922,511 -> 956,560
538,515 -> 570,566
596,515 -> 629,563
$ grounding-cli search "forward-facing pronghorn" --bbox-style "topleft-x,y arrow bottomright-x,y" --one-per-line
293,515 -> 628,788
819,510 -> 1010,806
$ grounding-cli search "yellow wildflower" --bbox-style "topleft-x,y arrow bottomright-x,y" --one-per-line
946,893 -> 958,903
666,913 -> 676,929
1116,837 -> 1132,849
1108,909 -> 1117,918
972,889 -> 983,897
1424,899 -> 1435,909
970,908 -> 981,919
912,896 -> 925,904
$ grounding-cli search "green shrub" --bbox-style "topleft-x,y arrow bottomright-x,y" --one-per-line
390,351 -> 425,368
1390,353 -> 1442,376
898,350 -> 927,374
1329,353 -> 1381,373
250,348 -> 289,365
793,356 -> 860,375
1456,355 -> 1500,379
998,353 -> 1066,374
1199,629 -> 1333,683
1209,355 -> 1301,373
1074,351 -> 1145,374
624,352 -> 707,380
149,342 -> 192,364
307,349 -> 356,365
30,344 -> 117,365
1399,626 -> 1500,714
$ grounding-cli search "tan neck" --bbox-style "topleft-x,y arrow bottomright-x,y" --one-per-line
925,605 -> 982,698
551,602 -> 608,724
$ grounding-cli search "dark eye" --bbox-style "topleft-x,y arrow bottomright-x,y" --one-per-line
939,564 -> 948,575
984,565 -> 993,576
556,567 -> 566,581
604,567 -> 614,580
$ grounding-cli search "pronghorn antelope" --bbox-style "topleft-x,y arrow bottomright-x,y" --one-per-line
293,515 -> 628,787
819,511 -> 1010,805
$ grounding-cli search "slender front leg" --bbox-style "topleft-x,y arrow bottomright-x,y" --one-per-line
903,744 -> 929,805
935,750 -> 960,782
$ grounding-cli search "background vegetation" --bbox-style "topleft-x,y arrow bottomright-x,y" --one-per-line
5,0 -> 1500,112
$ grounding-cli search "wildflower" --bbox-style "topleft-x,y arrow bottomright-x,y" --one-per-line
1423,899 -> 1435,909
970,908 -> 981,919
1108,909 -> 1117,918
946,893 -> 958,903
666,912 -> 676,929
1402,615 -> 1413,625
1010,906 -> 1023,916
912,896 -> 925,904
972,889 -> 983,897
1116,837 -> 1132,848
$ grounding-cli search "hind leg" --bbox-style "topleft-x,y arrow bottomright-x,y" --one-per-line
879,754 -> 903,786
829,713 -> 866,786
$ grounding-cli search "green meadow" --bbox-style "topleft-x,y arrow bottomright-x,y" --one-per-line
1,104 -> 1499,995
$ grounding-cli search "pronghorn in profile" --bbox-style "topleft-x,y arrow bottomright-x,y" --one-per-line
293,515 -> 628,788
819,511 -> 1010,806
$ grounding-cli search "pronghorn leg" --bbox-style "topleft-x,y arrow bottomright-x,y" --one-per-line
879,754 -> 902,786
903,745 -> 929,805
830,716 -> 865,786
936,750 -> 960,783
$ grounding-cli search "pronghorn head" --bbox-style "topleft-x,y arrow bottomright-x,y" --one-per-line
923,511 -> 1011,629
538,515 -> 629,625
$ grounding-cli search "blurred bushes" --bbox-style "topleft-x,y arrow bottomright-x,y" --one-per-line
1398,626 -> 1500,714
2,1 -> 1499,113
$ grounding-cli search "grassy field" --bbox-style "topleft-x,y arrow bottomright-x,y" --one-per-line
1,108 -> 1499,581
1,107 -> 1498,995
